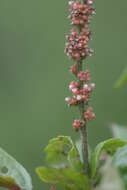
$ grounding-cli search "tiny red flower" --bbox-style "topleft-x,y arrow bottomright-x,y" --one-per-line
69,81 -> 79,90
65,97 -> 72,106
78,70 -> 90,81
71,64 -> 77,75
84,107 -> 95,121
73,119 -> 81,131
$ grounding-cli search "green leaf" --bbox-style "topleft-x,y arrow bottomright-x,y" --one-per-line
90,138 -> 127,178
113,145 -> 127,169
113,145 -> 127,189
45,136 -> 73,168
45,136 -> 83,172
37,136 -> 86,189
112,124 -> 127,141
36,167 -> 91,190
0,148 -> 32,190
115,66 -> 127,88
68,146 -> 83,172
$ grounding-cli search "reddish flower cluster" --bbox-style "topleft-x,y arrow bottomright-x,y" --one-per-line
78,70 -> 90,81
84,107 -> 95,121
65,0 -> 95,132
65,28 -> 93,61
69,0 -> 95,26
65,80 -> 95,106
73,119 -> 81,131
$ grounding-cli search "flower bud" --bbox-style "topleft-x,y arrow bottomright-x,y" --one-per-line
84,107 -> 95,121
78,70 -> 90,81
71,64 -> 77,75
69,81 -> 79,90
73,119 -> 81,131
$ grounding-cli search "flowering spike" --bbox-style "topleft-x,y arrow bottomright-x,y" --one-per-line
65,0 -> 95,132
65,0 -> 95,174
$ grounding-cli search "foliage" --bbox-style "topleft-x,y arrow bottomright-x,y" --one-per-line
111,124 -> 127,189
36,136 -> 91,190
95,157 -> 124,190
113,145 -> 127,189
36,134 -> 127,190
36,167 -> 91,190
0,130 -> 127,190
115,66 -> 127,88
0,127 -> 127,190
90,138 -> 127,178
0,148 -> 32,190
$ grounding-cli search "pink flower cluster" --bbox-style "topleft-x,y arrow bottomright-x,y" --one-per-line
65,0 -> 95,132
78,69 -> 90,81
73,107 -> 95,131
73,107 -> 95,132
73,119 -> 85,131
65,72 -> 95,132
84,107 -> 95,121
73,119 -> 81,131
66,79 -> 95,105
69,0 -> 95,26
65,28 -> 93,62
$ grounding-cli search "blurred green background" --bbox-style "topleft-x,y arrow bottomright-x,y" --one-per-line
0,0 -> 127,189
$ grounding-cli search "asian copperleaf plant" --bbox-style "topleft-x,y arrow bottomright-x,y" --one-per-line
34,0 -> 127,190
0,1 -> 127,190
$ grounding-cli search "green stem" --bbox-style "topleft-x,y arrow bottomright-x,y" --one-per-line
80,123 -> 89,175
78,62 -> 90,175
